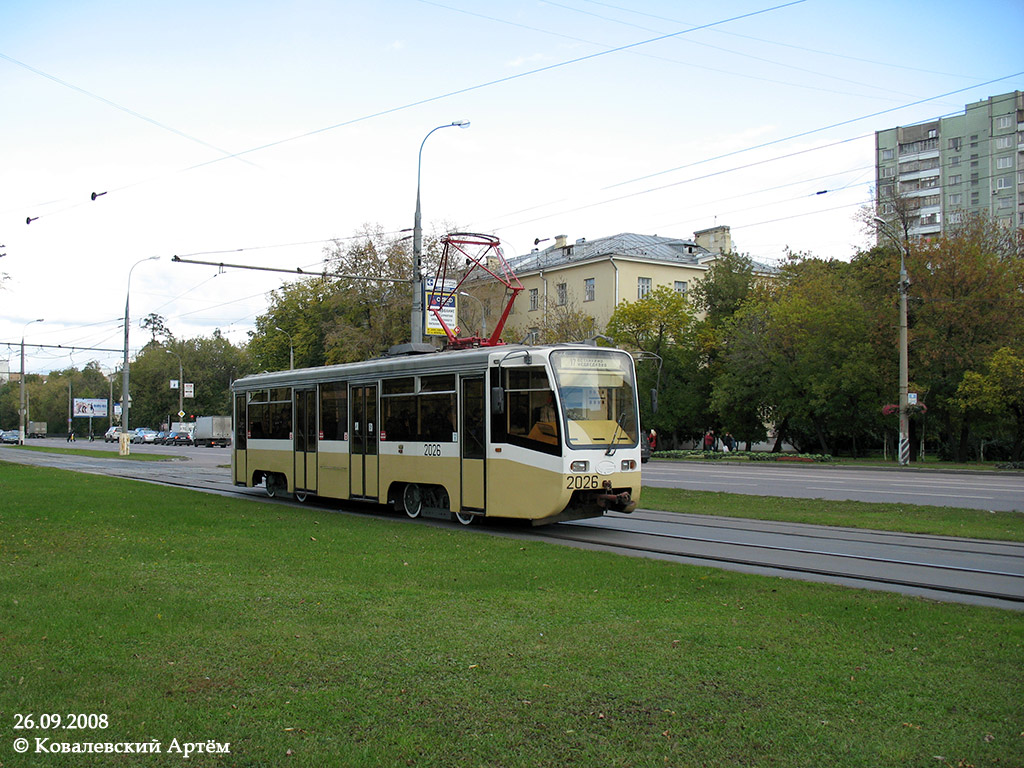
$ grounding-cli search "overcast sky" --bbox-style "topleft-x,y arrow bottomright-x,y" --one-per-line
2,0 -> 1022,377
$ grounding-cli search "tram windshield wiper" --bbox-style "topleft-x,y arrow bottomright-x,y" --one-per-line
606,412 -> 627,456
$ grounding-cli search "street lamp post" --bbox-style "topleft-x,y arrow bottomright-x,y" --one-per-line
411,120 -> 470,344
458,291 -> 486,338
165,348 -> 184,427
122,256 -> 160,440
274,326 -> 294,370
18,318 -> 44,445
874,217 -> 911,466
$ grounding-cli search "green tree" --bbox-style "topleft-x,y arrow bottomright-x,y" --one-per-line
692,252 -> 767,448
716,257 -> 887,455
905,216 -> 1024,460
606,285 -> 697,443
956,346 -> 1024,461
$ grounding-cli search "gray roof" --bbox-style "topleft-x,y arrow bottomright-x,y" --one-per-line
509,233 -> 712,274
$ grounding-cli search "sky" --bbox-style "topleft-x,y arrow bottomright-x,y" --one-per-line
2,0 -> 1022,378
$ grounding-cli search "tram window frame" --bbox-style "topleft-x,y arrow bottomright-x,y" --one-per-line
319,382 -> 348,441
381,374 -> 459,442
490,366 -> 561,456
420,374 -> 456,392
383,377 -> 414,395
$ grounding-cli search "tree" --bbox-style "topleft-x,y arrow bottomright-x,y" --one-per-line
714,257 -> 887,455
904,216 -> 1024,460
956,347 -> 1024,461
606,285 -> 697,443
323,226 -> 417,363
691,252 -> 768,448
508,296 -> 597,345
141,313 -> 175,344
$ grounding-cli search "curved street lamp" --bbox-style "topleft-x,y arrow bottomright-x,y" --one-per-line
874,216 -> 911,466
18,318 -> 44,444
121,256 -> 160,437
274,326 -> 294,370
411,120 -> 470,343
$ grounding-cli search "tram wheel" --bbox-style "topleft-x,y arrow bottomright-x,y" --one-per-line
454,510 -> 476,526
265,474 -> 281,498
403,483 -> 423,519
294,489 -> 308,503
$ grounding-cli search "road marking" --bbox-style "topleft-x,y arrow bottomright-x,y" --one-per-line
806,486 -> 994,501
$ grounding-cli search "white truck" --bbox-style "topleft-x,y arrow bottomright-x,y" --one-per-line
193,416 -> 232,447
27,421 -> 47,438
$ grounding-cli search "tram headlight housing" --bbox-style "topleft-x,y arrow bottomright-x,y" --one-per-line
570,461 -> 589,473
621,459 -> 636,471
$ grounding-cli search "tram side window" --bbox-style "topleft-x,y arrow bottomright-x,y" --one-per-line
420,392 -> 457,442
247,390 -> 268,439
381,376 -> 457,442
320,382 -> 347,440
382,394 -> 416,441
248,389 -> 291,440
491,366 -> 560,455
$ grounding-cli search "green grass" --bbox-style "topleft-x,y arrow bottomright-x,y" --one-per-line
1,464 -> 1022,767
641,486 -> 1024,542
2,444 -> 174,461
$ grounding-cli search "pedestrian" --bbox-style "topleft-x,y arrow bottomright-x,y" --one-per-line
647,429 -> 657,452
703,429 -> 715,452
723,431 -> 735,452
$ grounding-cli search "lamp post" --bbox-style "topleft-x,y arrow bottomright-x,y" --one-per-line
122,256 -> 160,438
411,120 -> 470,344
874,216 -> 911,466
18,318 -> 44,445
274,326 -> 294,370
458,291 -> 486,338
165,348 -> 184,427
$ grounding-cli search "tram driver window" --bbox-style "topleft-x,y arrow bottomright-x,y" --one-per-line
496,366 -> 560,453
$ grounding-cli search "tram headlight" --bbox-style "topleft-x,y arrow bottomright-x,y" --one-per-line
570,461 -> 589,473
621,459 -> 636,471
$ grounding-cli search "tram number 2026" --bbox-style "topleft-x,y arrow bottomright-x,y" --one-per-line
566,474 -> 601,490
424,443 -> 443,457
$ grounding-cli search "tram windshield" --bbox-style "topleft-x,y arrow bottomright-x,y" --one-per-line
550,350 -> 638,451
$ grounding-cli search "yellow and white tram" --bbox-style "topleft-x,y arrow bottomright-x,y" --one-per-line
231,343 -> 642,525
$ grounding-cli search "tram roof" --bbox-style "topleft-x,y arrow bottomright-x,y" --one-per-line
232,343 -> 630,391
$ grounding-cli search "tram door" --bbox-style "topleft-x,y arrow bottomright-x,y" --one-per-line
233,393 -> 247,485
293,389 -> 317,497
350,384 -> 378,499
461,377 -> 485,510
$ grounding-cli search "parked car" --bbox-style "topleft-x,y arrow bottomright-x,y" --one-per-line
104,426 -> 122,442
167,431 -> 194,446
131,428 -> 158,444
154,431 -> 171,444
1,430 -> 19,444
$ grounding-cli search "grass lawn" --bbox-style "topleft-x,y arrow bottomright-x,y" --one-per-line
1,463 -> 1022,767
1,445 -> 174,462
641,487 -> 1024,542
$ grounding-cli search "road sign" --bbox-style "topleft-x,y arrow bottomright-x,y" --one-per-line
184,383 -> 194,398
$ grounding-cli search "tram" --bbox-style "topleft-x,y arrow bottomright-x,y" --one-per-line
230,343 -> 642,525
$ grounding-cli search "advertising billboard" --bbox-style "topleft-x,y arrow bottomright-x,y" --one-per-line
73,398 -> 109,418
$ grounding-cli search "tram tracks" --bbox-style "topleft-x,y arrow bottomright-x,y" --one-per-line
5,447 -> 1022,609
540,511 -> 1024,609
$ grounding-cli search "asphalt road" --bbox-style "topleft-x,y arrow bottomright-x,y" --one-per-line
642,460 -> 1024,512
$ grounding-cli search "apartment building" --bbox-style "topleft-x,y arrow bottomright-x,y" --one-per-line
874,91 -> 1024,237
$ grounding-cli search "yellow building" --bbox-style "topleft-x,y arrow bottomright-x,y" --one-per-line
460,226 -> 743,341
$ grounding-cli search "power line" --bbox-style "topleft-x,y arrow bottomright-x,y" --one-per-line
604,72 -> 1024,190
93,1 -> 807,190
